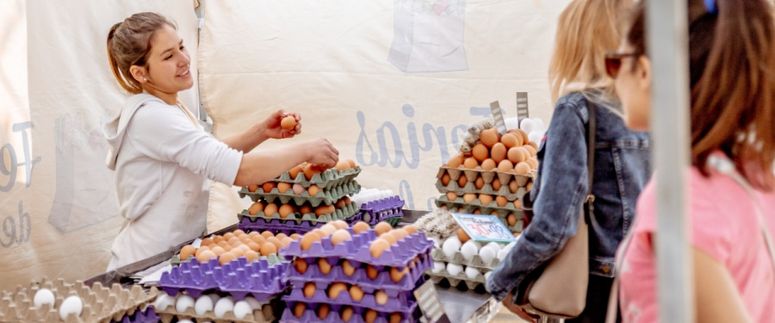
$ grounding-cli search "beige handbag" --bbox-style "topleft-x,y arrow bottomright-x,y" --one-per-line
515,104 -> 597,319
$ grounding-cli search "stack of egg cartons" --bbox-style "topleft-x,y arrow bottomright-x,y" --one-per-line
280,221 -> 433,323
351,189 -> 405,226
238,160 -> 362,234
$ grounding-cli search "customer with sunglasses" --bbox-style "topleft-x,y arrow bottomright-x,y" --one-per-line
485,0 -> 651,322
611,0 -> 775,322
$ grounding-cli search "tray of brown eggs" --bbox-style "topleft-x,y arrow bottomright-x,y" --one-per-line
237,197 -> 360,234
243,161 -> 361,192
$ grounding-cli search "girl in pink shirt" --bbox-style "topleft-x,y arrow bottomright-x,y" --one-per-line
608,0 -> 775,321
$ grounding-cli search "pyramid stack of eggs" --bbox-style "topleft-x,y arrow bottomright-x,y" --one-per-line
178,229 -> 300,265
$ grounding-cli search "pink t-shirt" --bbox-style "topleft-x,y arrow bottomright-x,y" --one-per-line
620,167 -> 775,323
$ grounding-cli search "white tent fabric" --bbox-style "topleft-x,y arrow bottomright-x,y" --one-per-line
198,0 -> 568,229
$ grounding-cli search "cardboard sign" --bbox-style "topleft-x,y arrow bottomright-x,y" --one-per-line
414,279 -> 451,323
489,101 -> 507,133
452,213 -> 516,243
516,92 -> 530,122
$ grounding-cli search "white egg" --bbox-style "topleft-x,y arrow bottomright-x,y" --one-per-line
497,247 -> 511,261
484,271 -> 493,281
208,294 -> 221,304
58,295 -> 83,320
176,295 -> 195,313
178,320 -> 194,323
244,297 -> 263,310
484,242 -> 502,252
520,119 -> 535,133
528,131 -> 543,145
442,236 -> 462,259
195,295 -> 214,315
460,241 -> 481,261
214,297 -> 235,318
433,261 -> 445,273
446,263 -> 464,276
153,293 -> 174,311
233,300 -> 252,319
33,289 -> 55,308
465,266 -> 481,280
479,245 -> 497,264
532,118 -> 545,131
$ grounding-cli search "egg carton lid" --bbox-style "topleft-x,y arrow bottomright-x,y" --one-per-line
358,195 -> 405,212
154,299 -> 275,323
238,202 -> 359,224
412,209 -> 458,240
0,278 -> 159,323
280,301 -> 421,323
283,284 -> 417,313
240,181 -> 361,207
359,209 -> 404,226
435,179 -> 527,201
436,166 -> 534,187
286,253 -> 431,292
273,167 -> 362,189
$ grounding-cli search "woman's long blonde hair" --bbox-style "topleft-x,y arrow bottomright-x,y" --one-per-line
549,0 -> 627,103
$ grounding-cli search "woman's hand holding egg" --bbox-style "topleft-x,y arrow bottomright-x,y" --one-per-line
262,109 -> 302,139
301,139 -> 339,169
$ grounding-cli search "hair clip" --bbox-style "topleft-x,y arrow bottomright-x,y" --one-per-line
704,0 -> 718,15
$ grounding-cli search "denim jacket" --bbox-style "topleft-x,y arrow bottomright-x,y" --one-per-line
486,91 -> 651,301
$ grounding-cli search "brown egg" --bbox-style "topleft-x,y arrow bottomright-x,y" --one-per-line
247,184 -> 259,192
509,180 -> 519,193
318,304 -> 331,320
308,185 -> 320,196
291,233 -> 303,240
496,196 -> 509,207
196,250 -> 216,263
498,160 -> 515,173
299,204 -> 313,215
250,234 -> 266,245
349,285 -> 364,302
480,128 -> 500,148
473,209 -> 481,215
447,154 -> 464,168
277,182 -> 292,193
481,159 -> 496,171
390,267 -> 408,283
457,175 -> 468,188
347,160 -> 357,168
303,282 -> 316,298
472,144 -> 489,162
336,198 -> 347,209
234,229 -> 246,236
315,205 -> 335,217
491,143 -> 507,164
353,221 -> 370,234
375,290 -> 389,305
229,237 -> 243,248
527,182 -> 534,191
318,258 -> 333,275
211,246 -> 227,256
404,225 -> 418,234
294,258 -> 308,274
281,237 -> 294,248
219,252 -> 236,265
217,241 -> 231,251
320,223 -> 338,236
505,147 -> 524,164
293,303 -> 306,318
268,237 -> 284,250
260,242 -> 278,256
528,141 -> 539,150
375,222 -> 392,236
365,310 -> 378,323
463,157 -> 479,169
201,237 -> 214,247
281,115 -> 298,130
380,233 -> 397,245
524,144 -> 537,157
507,213 -> 518,226
224,232 -> 235,240
331,229 -> 353,245
289,164 -> 304,180
517,129 -> 530,145
342,260 -> 356,277
335,161 -> 349,171
331,220 -> 348,230
261,230 -> 275,239
245,250 -> 260,262
370,239 -> 391,258
180,245 -> 196,261
463,193 -> 477,203
514,200 -> 523,208
441,173 -> 451,186
244,241 -> 260,252
526,157 -> 539,170
262,182 -> 276,193
263,203 -> 279,216
341,306 -> 354,322
492,178 -> 502,190
303,164 -> 317,180
213,235 -> 225,243
390,229 -> 408,242
293,184 -> 305,195
515,162 -> 531,175
446,192 -> 458,201
457,228 -> 470,243
366,265 -> 379,280
479,194 -> 494,206
327,282 -> 348,300
275,233 -> 288,241
390,313 -> 403,323
279,204 -> 295,219
501,133 -> 522,148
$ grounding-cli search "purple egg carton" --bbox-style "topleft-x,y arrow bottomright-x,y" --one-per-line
358,196 -> 405,225
238,212 -> 362,235
287,252 -> 431,291
117,306 -> 158,323
283,282 -> 417,313
159,258 -> 289,301
280,302 -> 421,323
282,228 -> 375,259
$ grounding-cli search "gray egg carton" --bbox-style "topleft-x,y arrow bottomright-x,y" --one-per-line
436,166 -> 534,189
239,181 -> 361,207
426,267 -> 488,291
154,293 -> 275,323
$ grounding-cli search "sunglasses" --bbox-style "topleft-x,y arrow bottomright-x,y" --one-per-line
604,52 -> 641,78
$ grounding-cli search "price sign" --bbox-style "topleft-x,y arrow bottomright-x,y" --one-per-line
516,92 -> 530,123
414,280 -> 451,323
452,213 -> 516,243
489,101 -> 507,134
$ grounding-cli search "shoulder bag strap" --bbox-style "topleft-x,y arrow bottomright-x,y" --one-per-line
586,103 -> 597,219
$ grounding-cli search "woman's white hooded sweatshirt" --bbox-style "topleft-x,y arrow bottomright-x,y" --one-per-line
103,93 -> 242,271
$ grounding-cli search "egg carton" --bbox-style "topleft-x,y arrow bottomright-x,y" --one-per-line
119,306 -> 158,323
240,181 -> 361,207
238,202 -> 359,224
358,196 -> 405,226
435,194 -> 523,214
0,278 -> 158,323
437,203 -> 526,234
154,294 -> 276,323
282,229 -> 434,268
426,267 -> 488,292
272,167 -> 362,189
280,302 -> 421,323
287,253 -> 431,291
283,281 -> 418,313
436,166 -> 533,189
238,212 -> 362,235
430,246 -> 502,271
159,258 -> 288,301
435,178 -> 527,202
412,209 -> 459,239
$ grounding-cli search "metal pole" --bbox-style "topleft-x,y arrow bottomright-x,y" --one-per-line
646,0 -> 694,322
